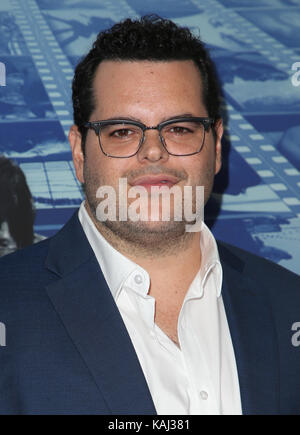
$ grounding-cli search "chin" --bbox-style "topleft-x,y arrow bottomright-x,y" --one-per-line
103,218 -> 187,241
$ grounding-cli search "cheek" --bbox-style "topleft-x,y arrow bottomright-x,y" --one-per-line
83,149 -> 104,188
84,152 -> 127,189
186,153 -> 215,186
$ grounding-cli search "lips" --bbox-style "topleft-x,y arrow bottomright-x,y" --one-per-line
129,174 -> 180,189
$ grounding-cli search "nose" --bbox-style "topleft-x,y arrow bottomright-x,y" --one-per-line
136,128 -> 169,163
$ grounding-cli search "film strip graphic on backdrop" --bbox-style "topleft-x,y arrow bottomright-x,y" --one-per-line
192,0 -> 300,212
189,0 -> 300,273
10,0 -> 82,213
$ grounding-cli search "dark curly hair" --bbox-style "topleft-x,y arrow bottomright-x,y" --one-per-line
0,156 -> 35,249
72,14 -> 222,153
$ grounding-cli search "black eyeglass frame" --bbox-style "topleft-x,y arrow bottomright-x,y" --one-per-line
84,117 -> 215,158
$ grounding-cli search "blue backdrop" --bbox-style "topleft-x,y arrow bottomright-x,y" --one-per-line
0,0 -> 299,274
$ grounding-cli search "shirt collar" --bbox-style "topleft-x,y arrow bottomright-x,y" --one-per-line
78,201 -> 140,299
78,201 -> 222,300
199,222 -> 222,298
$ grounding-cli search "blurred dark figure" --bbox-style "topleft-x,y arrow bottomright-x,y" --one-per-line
0,156 -> 44,256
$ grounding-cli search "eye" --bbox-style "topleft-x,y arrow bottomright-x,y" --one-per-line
168,126 -> 192,135
110,128 -> 135,138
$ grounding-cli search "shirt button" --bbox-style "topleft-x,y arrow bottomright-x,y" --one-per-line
200,390 -> 208,400
134,274 -> 143,284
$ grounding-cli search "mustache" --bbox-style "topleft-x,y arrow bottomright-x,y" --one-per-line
123,166 -> 188,184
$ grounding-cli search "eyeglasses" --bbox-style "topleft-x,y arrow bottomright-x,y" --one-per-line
84,117 -> 214,158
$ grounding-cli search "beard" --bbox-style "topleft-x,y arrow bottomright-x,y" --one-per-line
83,163 -> 214,258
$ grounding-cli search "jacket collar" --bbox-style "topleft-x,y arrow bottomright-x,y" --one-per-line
45,211 -> 94,277
218,242 -> 280,415
45,211 -> 156,414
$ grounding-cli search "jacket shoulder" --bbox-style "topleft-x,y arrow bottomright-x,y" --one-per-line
0,237 -> 53,290
217,240 -> 300,295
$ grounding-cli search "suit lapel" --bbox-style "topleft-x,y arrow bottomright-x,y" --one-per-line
45,212 -> 156,415
219,244 -> 280,415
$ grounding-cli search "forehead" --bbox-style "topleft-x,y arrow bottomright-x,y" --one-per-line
91,60 -> 206,119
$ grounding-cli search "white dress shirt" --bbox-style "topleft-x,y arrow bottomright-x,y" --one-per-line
78,201 -> 242,415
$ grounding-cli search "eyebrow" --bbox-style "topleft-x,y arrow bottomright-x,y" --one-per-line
101,113 -> 199,124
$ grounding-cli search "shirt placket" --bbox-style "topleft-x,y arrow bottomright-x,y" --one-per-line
178,290 -> 221,414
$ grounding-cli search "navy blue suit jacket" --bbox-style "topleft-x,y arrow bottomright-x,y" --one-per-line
0,211 -> 300,415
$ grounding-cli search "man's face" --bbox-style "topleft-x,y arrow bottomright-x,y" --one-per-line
70,60 -> 222,248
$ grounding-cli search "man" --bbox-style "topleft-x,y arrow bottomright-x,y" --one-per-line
0,16 -> 300,415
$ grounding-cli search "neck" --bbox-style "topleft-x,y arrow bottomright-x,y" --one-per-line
85,200 -> 202,301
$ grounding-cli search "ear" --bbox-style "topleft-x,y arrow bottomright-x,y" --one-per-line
214,118 -> 223,175
69,125 -> 84,183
